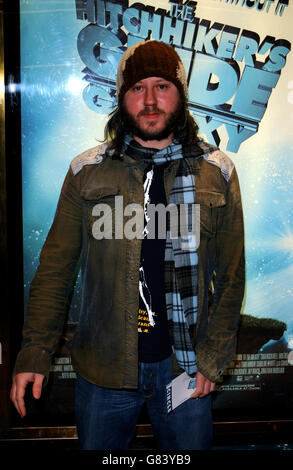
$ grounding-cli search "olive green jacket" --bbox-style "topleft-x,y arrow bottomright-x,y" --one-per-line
13,142 -> 245,386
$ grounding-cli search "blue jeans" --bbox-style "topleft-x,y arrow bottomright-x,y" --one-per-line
75,355 -> 213,450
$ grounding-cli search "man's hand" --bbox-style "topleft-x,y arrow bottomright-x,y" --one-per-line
10,372 -> 45,418
190,371 -> 215,398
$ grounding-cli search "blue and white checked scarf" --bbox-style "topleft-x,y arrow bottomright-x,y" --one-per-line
122,135 -> 208,376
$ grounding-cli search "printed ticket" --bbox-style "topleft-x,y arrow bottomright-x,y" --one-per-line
166,372 -> 196,413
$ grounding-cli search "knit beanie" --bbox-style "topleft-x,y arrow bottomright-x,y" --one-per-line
116,40 -> 188,105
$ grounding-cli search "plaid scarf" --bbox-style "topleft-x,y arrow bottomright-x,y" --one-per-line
122,135 -> 206,376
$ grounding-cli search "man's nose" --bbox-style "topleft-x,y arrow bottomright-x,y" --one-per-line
144,86 -> 156,106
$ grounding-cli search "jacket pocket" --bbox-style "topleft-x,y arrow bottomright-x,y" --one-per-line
196,190 -> 226,235
81,186 -> 121,239
80,186 -> 119,201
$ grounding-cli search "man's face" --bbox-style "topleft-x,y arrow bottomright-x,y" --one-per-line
122,76 -> 182,147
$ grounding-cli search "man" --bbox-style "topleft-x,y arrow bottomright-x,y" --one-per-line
10,40 -> 245,450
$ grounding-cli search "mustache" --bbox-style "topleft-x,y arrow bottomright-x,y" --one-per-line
137,107 -> 165,117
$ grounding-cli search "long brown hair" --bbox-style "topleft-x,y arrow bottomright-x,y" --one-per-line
103,98 -> 200,157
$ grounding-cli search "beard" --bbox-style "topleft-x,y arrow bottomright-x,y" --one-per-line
121,102 -> 184,142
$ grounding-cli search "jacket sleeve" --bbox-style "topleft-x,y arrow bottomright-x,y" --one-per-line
13,166 -> 83,382
196,164 -> 245,382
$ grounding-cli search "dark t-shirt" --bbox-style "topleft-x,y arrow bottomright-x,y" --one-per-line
138,162 -> 173,362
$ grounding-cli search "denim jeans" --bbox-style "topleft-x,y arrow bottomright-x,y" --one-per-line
75,355 -> 213,450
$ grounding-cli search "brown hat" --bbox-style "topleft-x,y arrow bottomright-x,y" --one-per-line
116,40 -> 188,105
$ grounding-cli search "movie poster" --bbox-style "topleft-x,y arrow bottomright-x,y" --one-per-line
20,0 -> 293,414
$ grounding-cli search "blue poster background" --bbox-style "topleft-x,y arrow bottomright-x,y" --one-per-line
20,0 -> 293,410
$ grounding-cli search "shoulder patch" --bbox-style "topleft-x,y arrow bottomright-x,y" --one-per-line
202,149 -> 235,182
70,143 -> 108,176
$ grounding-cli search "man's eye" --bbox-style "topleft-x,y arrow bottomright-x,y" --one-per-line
158,84 -> 168,90
133,85 -> 142,92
